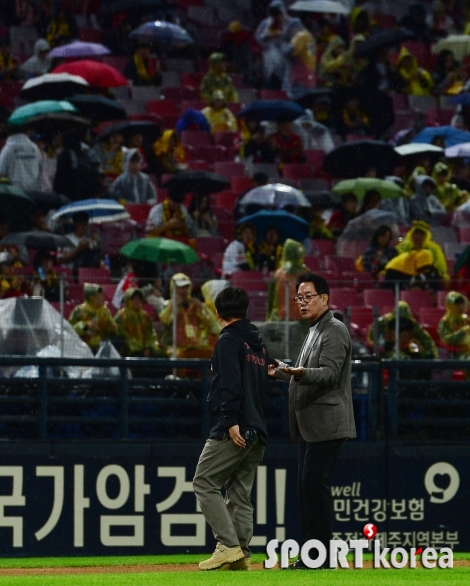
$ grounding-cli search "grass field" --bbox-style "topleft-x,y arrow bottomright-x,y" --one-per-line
0,554 -> 469,586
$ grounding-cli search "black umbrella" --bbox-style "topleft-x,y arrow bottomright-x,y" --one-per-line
238,100 -> 305,122
20,74 -> 90,102
323,140 -> 400,179
163,171 -> 230,195
25,191 -> 71,213
95,120 -> 162,143
0,231 -> 73,250
304,190 -> 341,209
101,0 -> 167,17
26,113 -> 89,136
292,87 -> 333,110
0,183 -> 36,220
68,95 -> 126,122
354,28 -> 415,58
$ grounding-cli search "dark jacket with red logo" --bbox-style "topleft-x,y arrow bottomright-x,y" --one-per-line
208,318 -> 268,444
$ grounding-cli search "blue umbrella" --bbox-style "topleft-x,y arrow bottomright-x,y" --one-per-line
130,21 -> 194,46
51,199 -> 130,224
238,100 -> 305,122
237,210 -> 309,243
450,94 -> 470,106
411,126 -> 470,147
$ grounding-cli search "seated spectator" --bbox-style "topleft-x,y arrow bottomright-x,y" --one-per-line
124,41 -> 162,87
0,128 -> 41,191
358,224 -> 398,278
450,160 -> 470,192
201,90 -> 238,134
305,206 -> 334,240
222,222 -> 258,278
426,0 -> 456,40
341,95 -> 370,137
432,50 -> 462,94
45,6 -> 78,47
327,192 -> 358,237
0,251 -> 13,297
381,184 -> 412,226
89,132 -> 124,184
257,226 -> 283,272
68,283 -> 118,354
319,36 -> 353,87
358,189 -> 381,215
152,130 -> 187,179
396,48 -> 434,96
124,130 -> 149,171
141,279 -> 166,315
175,109 -> 211,134
270,119 -> 305,165
293,109 -> 334,153
267,238 -> 310,321
238,115 -> 266,158
33,251 -> 60,302
438,291 -> 470,359
454,245 -> 470,298
360,47 -> 404,92
0,252 -> 30,298
2,266 -> 30,298
0,36 -> 19,82
158,273 -> 220,358
367,301 -> 438,359
58,212 -> 102,274
146,189 -> 196,240
432,162 -> 468,212
409,175 -> 446,226
188,194 -> 219,237
200,52 -> 239,104
111,149 -> 157,204
115,288 -> 165,357
243,126 -> 277,164
350,6 -> 370,36
20,38 -> 51,77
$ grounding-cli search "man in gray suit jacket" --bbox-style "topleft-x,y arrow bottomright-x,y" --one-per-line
269,272 -> 356,569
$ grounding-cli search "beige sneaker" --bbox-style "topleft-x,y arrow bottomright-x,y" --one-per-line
199,543 -> 244,571
219,557 -> 251,571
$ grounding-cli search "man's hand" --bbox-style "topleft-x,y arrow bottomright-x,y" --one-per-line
229,425 -> 246,449
279,365 -> 305,378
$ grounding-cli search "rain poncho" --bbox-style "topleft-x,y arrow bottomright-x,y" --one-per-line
200,52 -> 239,103
431,162 -> 468,212
367,300 -> 438,359
397,47 -> 433,95
111,149 -> 157,204
396,221 -> 449,283
152,130 -> 186,175
89,138 -> 124,180
0,133 -> 42,191
158,273 -> 220,356
438,291 -> 470,358
20,39 -> 52,76
319,36 -> 353,86
202,90 -> 238,133
293,109 -> 334,153
409,175 -> 447,226
286,28 -> 316,93
68,283 -> 117,353
114,288 -> 164,357
267,239 -> 308,321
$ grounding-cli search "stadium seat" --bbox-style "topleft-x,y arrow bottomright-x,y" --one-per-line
436,290 -> 449,309
443,242 -> 467,259
431,226 -> 457,247
101,55 -> 128,74
78,29 -> 104,43
161,86 -> 197,102
67,285 -> 83,303
419,307 -> 446,343
299,178 -> 331,191
231,176 -> 254,193
341,271 -> 375,292
187,159 -> 211,171
425,108 -> 454,127
325,255 -> 356,273
304,149 -> 326,169
101,284 -> 117,304
214,161 -> 245,179
213,190 -> 238,209
145,99 -> 180,127
230,270 -> 267,291
304,256 -> 322,271
180,130 -> 212,147
348,306 -> 374,341
457,226 -> 470,243
363,289 -> 395,310
50,302 -> 76,320
282,164 -> 314,181
399,290 -> 434,315
195,237 -> 226,256
78,268 -> 112,286
189,145 -> 227,162
310,240 -> 336,257
180,72 -> 205,88
258,89 -> 288,100
100,222 -> 136,257
247,291 -> 268,321
213,132 -> 237,149
329,288 -> 361,310
125,204 -> 152,226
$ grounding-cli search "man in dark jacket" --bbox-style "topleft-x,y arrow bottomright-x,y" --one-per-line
193,286 -> 268,571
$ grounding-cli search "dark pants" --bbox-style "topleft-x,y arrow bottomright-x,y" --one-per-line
297,437 -> 345,550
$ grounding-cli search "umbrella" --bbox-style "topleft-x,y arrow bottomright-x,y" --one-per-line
332,178 -> 403,200
338,209 -> 399,242
163,171 -> 230,195
130,21 -> 194,46
51,199 -> 130,225
239,183 -> 311,208
237,210 -> 310,243
0,183 -> 36,219
101,0 -> 167,17
25,191 -> 71,212
289,0 -> 351,15
304,190 -> 341,208
354,29 -> 415,58
323,140 -> 400,178
24,113 -> 89,136
95,120 -> 162,143
0,231 -> 73,250
412,126 -> 470,148
121,237 -> 200,264
292,87 -> 333,109
445,142 -> 470,158
68,95 -> 126,121
8,100 -> 77,126
450,94 -> 470,107
432,35 -> 470,63
20,73 -> 89,101
52,60 -> 128,88
238,100 -> 305,122
48,41 -> 111,59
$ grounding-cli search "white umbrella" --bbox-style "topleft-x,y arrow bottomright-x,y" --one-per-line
445,142 -> 470,158
240,183 -> 312,208
432,35 -> 470,62
395,143 -> 444,157
289,0 -> 351,15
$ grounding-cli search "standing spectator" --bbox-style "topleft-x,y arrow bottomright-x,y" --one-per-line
45,5 -> 78,47
222,223 -> 258,278
396,48 -> 434,96
409,175 -> 447,226
270,119 -> 305,165
327,192 -> 358,237
349,6 -> 370,36
200,52 -> 239,104
31,133 -> 56,192
146,189 -> 196,240
124,41 -> 162,87
188,194 -> 219,237
359,224 -> 398,278
255,0 -> 302,89
0,128 -> 42,190
111,149 -> 157,204
20,39 -> 51,78
0,36 -> 19,81
285,26 -> 316,97
438,292 -> 470,359
202,90 -> 238,134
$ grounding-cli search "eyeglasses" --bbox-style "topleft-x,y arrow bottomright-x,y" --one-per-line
293,294 -> 320,305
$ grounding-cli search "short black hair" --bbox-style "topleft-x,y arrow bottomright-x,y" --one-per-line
295,272 -> 330,300
215,286 -> 249,320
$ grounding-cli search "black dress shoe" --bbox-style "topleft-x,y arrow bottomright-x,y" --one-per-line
286,559 -> 337,570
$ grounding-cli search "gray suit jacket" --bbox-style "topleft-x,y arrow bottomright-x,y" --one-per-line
276,311 -> 356,443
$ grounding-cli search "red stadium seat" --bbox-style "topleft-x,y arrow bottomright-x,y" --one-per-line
329,288 -> 361,310
304,256 -> 322,271
180,130 -> 212,147
161,86 -> 197,102
125,204 -> 152,225
399,290 -> 434,315
282,164 -> 314,181
180,72 -> 204,88
304,149 -> 325,169
195,237 -> 226,256
258,89 -> 288,100
419,307 -> 445,343
231,270 -> 267,291
341,271 -> 375,291
214,161 -> 245,178
310,240 -> 336,257
213,190 -> 238,209
363,289 -> 395,310
247,291 -> 268,321
101,284 -> 117,303
231,176 -> 254,193
78,268 -> 112,286
325,255 -> 356,273
213,132 -> 237,148
189,145 -> 227,162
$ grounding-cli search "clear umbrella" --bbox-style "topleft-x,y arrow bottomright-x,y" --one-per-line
289,0 -> 351,15
240,183 -> 311,208
338,208 -> 399,243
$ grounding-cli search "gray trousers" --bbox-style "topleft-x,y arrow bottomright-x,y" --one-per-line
193,436 -> 265,557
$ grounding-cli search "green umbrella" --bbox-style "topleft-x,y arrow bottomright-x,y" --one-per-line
0,182 -> 36,219
120,237 -> 201,264
8,100 -> 77,126
332,178 -> 402,200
